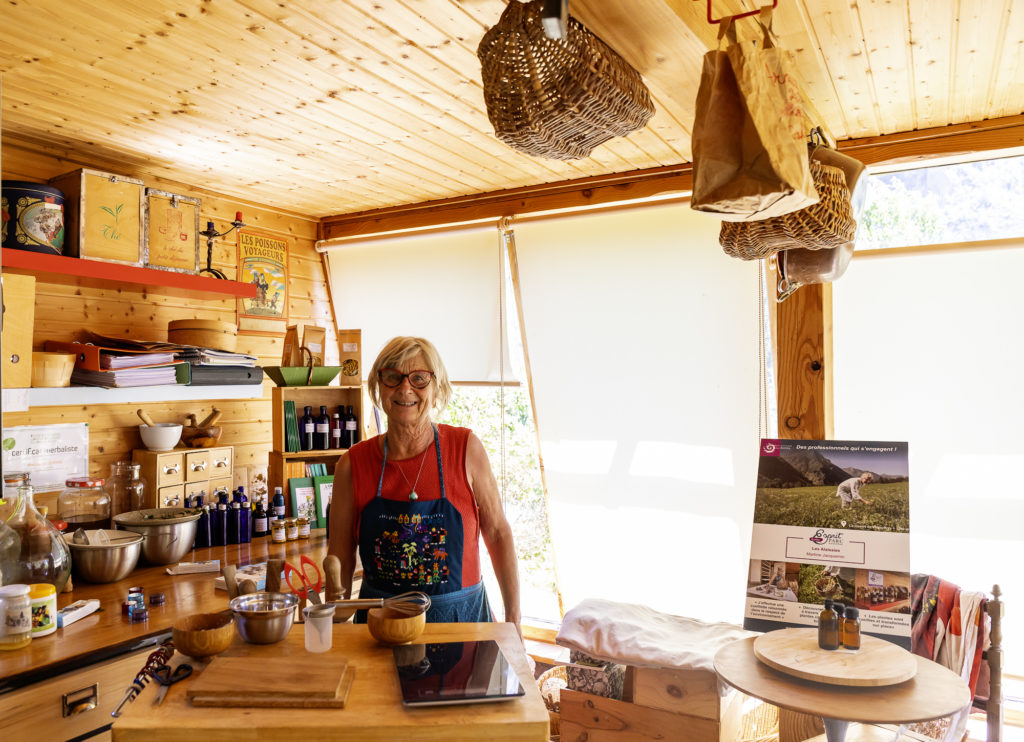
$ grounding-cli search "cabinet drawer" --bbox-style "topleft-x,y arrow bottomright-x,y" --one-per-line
184,451 -> 211,481
183,480 -> 211,505
0,645 -> 151,741
1,273 -> 36,389
208,447 -> 233,478
209,477 -> 232,502
152,453 -> 184,487
157,484 -> 184,508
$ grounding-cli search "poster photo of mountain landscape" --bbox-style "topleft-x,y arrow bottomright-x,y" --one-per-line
754,439 -> 910,533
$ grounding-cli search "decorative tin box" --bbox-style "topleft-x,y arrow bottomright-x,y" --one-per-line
48,168 -> 145,265
143,188 -> 201,273
1,181 -> 66,254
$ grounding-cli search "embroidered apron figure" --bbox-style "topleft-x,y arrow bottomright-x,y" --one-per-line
356,424 -> 492,623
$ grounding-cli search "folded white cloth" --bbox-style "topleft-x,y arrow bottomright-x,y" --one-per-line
555,598 -> 755,671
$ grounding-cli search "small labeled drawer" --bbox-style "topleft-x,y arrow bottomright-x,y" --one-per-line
185,450 -> 211,481
184,480 -> 210,505
158,484 -> 184,508
209,446 -> 233,476
209,477 -> 232,502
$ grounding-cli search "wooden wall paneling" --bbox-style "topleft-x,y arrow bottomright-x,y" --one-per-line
1,147 -> 334,499
907,0 -> 958,129
775,282 -> 829,441
989,4 -> 1024,117
849,0 -> 915,136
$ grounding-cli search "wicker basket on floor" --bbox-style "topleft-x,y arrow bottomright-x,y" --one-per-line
477,0 -> 654,160
719,159 -> 856,261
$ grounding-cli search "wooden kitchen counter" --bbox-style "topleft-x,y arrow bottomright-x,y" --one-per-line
112,622 -> 549,742
0,533 -> 331,692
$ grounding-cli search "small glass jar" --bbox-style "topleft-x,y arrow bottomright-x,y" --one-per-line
1,472 -> 29,526
58,476 -> 111,532
107,462 -> 146,515
0,584 -> 33,650
284,518 -> 298,542
842,606 -> 861,650
296,516 -> 310,539
28,583 -> 57,637
271,519 -> 286,544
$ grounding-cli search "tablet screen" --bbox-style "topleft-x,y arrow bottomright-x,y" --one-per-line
393,640 -> 526,707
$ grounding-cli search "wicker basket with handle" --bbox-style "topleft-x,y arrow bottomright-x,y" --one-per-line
477,0 -> 654,161
719,154 -> 856,261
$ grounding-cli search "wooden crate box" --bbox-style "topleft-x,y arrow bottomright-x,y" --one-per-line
143,188 -> 201,273
48,168 -> 145,265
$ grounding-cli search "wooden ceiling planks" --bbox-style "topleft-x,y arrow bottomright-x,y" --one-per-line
2,0 -> 1023,219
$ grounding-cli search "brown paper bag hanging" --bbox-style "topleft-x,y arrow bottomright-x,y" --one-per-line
691,10 -> 817,221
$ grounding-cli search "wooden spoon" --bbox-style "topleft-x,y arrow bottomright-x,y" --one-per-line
137,408 -> 156,426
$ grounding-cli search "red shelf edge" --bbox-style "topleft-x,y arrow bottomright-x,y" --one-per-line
1,248 -> 257,299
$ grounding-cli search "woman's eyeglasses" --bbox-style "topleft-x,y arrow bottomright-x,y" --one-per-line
378,368 -> 435,389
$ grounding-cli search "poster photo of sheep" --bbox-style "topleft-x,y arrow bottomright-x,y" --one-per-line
743,439 -> 911,648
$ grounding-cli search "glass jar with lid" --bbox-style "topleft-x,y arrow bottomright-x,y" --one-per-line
58,476 -> 111,532
107,461 -> 146,515
5,484 -> 71,592
0,584 -> 32,650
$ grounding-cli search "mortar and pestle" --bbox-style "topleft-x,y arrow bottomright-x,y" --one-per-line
181,407 -> 223,448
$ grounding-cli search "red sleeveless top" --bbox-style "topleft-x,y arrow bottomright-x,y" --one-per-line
348,424 -> 481,587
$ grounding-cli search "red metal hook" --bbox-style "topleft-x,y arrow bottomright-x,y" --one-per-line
699,0 -> 779,25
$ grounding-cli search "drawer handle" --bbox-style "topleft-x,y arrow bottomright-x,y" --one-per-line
63,684 -> 98,716
163,463 -> 180,474
164,496 -> 181,507
192,460 -> 208,472
9,353 -> 20,364
214,458 -> 229,467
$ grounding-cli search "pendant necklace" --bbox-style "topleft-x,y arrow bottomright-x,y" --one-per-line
389,435 -> 432,501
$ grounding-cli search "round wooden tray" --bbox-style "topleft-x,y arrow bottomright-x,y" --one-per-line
753,627 -> 917,687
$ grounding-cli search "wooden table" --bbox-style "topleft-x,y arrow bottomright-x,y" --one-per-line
715,637 -> 971,742
112,622 -> 549,742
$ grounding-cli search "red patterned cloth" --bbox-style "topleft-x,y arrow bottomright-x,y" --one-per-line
910,573 -> 987,695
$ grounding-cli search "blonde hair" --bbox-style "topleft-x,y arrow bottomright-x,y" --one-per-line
367,336 -> 453,413
860,472 -> 874,482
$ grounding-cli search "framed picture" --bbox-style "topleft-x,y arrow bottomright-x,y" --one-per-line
313,474 -> 333,528
237,228 -> 288,335
288,476 -> 317,523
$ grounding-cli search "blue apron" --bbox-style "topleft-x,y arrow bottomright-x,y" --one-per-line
355,424 -> 493,624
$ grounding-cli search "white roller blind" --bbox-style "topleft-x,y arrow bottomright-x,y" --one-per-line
324,229 -> 509,382
513,202 -> 763,623
833,246 -> 1024,672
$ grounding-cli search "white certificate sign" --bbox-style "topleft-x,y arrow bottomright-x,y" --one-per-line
743,439 -> 911,648
2,423 -> 90,492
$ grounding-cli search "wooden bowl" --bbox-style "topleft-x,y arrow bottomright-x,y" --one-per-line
172,612 -> 235,658
367,606 -> 426,646
180,425 -> 222,448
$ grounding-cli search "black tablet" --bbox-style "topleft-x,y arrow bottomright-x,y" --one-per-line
393,639 -> 526,707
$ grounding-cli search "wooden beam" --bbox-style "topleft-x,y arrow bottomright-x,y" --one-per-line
775,282 -> 830,440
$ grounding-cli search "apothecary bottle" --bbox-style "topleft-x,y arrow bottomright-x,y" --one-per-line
5,484 -> 71,592
842,606 -> 861,650
107,462 -> 146,515
817,598 -> 839,650
2,472 -> 30,526
58,476 -> 111,531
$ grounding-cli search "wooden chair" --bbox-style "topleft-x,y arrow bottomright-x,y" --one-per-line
780,584 -> 1003,742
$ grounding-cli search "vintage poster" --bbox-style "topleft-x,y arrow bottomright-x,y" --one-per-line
744,439 -> 911,648
236,228 -> 288,334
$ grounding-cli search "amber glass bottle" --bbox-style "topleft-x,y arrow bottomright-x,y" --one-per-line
842,606 -> 861,650
817,598 -> 839,650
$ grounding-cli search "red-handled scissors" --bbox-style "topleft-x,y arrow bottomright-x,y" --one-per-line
283,554 -> 323,604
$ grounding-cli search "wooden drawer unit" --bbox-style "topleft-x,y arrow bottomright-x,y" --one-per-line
0,645 -> 152,741
184,450 -> 211,481
1,273 -> 36,389
133,446 -> 233,508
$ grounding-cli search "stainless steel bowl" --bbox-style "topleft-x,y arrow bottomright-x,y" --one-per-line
66,530 -> 144,583
229,592 -> 298,644
112,508 -> 200,565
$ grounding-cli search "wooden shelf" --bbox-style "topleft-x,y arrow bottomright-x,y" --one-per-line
2,383 -> 265,412
1,248 -> 257,299
279,449 -> 347,458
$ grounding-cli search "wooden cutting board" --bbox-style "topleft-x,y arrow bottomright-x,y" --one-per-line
753,627 -> 917,687
186,654 -> 352,707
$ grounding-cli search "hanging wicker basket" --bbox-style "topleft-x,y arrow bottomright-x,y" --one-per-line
477,0 -> 655,160
719,156 -> 856,261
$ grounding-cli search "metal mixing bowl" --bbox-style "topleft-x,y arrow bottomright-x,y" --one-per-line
113,508 -> 200,565
229,592 -> 297,644
67,530 -> 144,583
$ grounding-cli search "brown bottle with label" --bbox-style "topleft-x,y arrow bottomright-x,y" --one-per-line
817,598 -> 839,650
